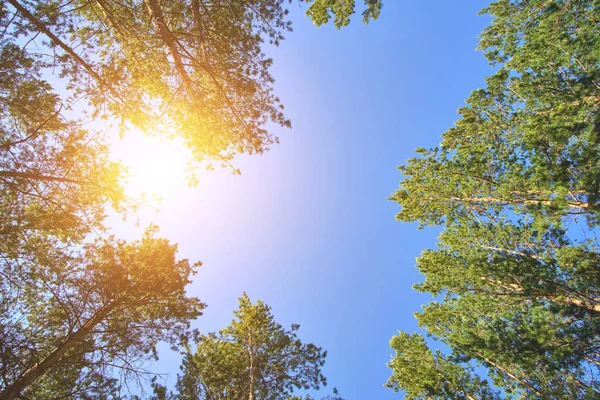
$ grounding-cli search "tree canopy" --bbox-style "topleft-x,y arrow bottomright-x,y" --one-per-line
173,294 -> 331,400
0,0 -> 382,397
0,40 -> 125,242
0,228 -> 204,399
388,1 -> 600,398
3,0 -> 382,170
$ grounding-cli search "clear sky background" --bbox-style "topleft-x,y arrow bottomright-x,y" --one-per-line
110,1 -> 493,398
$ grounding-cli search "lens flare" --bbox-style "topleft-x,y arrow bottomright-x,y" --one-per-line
113,131 -> 192,201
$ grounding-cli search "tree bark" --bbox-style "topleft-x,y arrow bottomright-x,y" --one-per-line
554,296 -> 600,313
480,356 -> 545,398
6,0 -> 126,105
480,277 -> 600,312
247,331 -> 255,400
584,356 -> 600,368
94,0 -> 127,38
0,302 -> 118,400
0,170 -> 87,185
475,243 -> 546,261
190,0 -> 208,60
451,196 -> 589,209
144,0 -> 195,91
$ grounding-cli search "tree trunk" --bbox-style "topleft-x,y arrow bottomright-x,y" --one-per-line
190,0 -> 208,60
0,170 -> 86,185
451,196 -> 589,209
94,0 -> 127,38
480,356 -> 545,398
0,302 -> 118,400
475,243 -> 545,261
584,356 -> 600,367
247,331 -> 255,400
144,0 -> 194,91
480,277 -> 600,312
6,0 -> 125,104
555,296 -> 600,313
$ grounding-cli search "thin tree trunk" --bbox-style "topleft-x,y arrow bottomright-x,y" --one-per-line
0,106 -> 63,150
0,170 -> 87,185
475,244 -> 545,261
95,0 -> 127,38
584,356 -> 600,367
480,277 -> 600,312
144,0 -> 195,91
557,297 -> 600,312
190,0 -> 208,60
568,373 -> 600,395
451,196 -> 589,209
481,356 -> 545,398
0,302 -> 118,400
6,0 -> 126,105
480,277 -> 526,293
247,331 -> 255,400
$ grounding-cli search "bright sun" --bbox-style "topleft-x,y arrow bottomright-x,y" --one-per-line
113,131 -> 192,200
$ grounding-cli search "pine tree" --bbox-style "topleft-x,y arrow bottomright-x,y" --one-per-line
175,294 -> 330,400
389,1 -> 600,398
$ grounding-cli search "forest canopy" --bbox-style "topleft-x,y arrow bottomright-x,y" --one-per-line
388,1 -> 600,398
2,0 -> 382,169
0,0 -> 380,398
7,0 -> 600,398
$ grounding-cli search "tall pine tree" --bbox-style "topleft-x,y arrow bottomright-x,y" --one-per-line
389,1 -> 600,398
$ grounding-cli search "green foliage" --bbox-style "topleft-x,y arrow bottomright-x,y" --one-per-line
0,0 -> 379,396
175,294 -> 329,400
0,228 -> 204,399
4,0 -> 382,170
0,29 -> 203,398
303,0 -> 382,28
0,41 -> 125,242
387,332 -> 500,400
393,0 -> 600,228
389,1 -> 600,398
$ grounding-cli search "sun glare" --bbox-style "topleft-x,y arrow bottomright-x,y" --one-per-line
113,132 -> 192,200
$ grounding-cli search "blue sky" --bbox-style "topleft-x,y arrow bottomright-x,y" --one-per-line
112,1 -> 493,398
